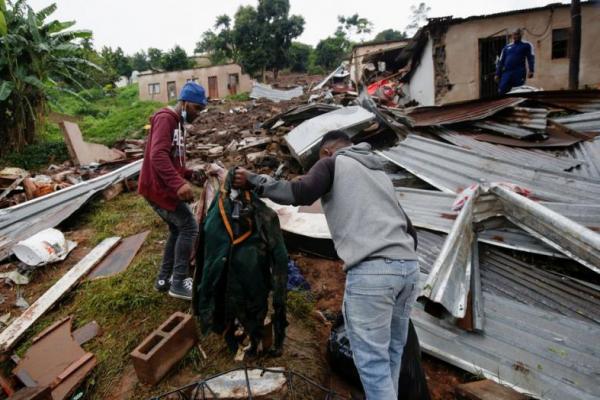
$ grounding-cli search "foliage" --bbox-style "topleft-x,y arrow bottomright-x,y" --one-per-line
314,30 -> 351,70
0,0 -> 99,153
161,45 -> 193,71
337,13 -> 373,40
374,28 -> 407,42
100,46 -> 132,78
225,91 -> 250,101
131,50 -> 149,71
287,41 -> 312,72
200,0 -> 304,78
147,47 -> 163,70
406,2 -> 431,36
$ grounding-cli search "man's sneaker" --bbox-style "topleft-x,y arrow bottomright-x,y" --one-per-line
154,276 -> 171,292
169,277 -> 193,300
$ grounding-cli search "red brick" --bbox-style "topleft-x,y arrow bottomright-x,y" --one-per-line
130,312 -> 198,385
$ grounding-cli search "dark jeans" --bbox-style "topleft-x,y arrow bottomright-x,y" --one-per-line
149,201 -> 199,282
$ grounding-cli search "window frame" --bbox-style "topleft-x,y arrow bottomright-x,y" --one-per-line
551,28 -> 569,60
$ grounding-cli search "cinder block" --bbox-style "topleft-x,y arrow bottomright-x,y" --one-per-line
130,312 -> 198,385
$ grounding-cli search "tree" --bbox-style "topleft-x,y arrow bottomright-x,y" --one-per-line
147,47 -> 164,70
1,1 -> 100,152
287,42 -> 312,72
406,2 -> 430,36
131,50 -> 149,71
101,46 -> 132,78
195,14 -> 237,65
338,14 -> 373,40
314,30 -> 351,70
373,29 -> 407,42
161,45 -> 192,71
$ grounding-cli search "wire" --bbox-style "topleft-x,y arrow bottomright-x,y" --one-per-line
149,366 -> 351,400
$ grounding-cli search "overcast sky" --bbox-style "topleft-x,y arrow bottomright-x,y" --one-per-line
28,0 -> 565,55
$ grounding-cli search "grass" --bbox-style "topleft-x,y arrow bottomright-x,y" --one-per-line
0,84 -> 162,171
225,91 -> 251,102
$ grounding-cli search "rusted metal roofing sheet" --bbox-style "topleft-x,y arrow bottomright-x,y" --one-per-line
552,111 -> 600,133
0,160 -> 141,261
406,97 -> 524,127
493,106 -> 548,130
431,128 -> 582,171
378,135 -> 600,203
509,89 -> 600,113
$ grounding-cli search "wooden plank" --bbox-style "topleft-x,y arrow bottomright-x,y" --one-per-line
86,231 -> 149,280
0,176 -> 26,202
455,379 -> 528,400
0,237 -> 120,352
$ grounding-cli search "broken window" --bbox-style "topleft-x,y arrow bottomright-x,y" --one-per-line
148,83 -> 160,95
552,28 -> 569,59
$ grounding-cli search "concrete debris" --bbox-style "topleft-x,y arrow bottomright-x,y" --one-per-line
59,121 -> 126,166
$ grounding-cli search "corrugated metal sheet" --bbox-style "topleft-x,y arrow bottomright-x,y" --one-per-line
378,135 -> 600,203
510,89 -> 600,113
493,106 -> 548,130
431,128 -> 582,171
565,136 -> 600,179
406,97 -> 524,127
285,106 -> 375,169
250,82 -> 303,102
471,120 -> 542,140
491,184 -> 600,274
552,111 -> 600,133
0,160 -> 142,261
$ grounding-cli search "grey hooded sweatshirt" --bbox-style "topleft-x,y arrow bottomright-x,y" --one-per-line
247,142 -> 417,270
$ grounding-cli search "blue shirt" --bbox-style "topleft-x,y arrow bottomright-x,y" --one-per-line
496,40 -> 535,77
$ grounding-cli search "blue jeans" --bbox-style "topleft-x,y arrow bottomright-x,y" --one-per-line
149,201 -> 199,282
343,258 -> 420,400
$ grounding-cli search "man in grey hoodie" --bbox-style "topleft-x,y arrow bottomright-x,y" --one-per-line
233,131 -> 419,400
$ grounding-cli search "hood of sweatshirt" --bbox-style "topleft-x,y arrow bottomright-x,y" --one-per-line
335,142 -> 385,171
150,107 -> 180,125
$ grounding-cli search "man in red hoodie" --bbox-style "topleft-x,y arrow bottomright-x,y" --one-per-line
139,82 -> 207,300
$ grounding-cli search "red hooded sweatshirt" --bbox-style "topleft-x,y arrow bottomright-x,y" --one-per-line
138,108 -> 192,211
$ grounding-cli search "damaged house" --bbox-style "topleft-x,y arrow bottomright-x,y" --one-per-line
398,1 -> 600,105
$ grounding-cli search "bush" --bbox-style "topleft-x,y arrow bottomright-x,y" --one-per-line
225,92 -> 251,102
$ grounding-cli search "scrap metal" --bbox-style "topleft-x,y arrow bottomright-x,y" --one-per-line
508,89 -> 600,113
378,135 -> 600,203
405,97 -> 524,127
565,136 -> 600,179
551,110 -> 600,133
471,120 -> 544,140
493,106 -> 548,130
250,82 -> 303,102
0,160 -> 141,262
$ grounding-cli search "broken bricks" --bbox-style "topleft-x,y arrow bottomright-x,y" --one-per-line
130,312 -> 198,385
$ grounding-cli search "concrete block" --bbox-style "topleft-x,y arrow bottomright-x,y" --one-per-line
130,312 -> 198,385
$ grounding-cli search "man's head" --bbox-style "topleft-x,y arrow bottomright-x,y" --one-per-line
511,28 -> 522,42
178,82 -> 207,123
319,130 -> 352,159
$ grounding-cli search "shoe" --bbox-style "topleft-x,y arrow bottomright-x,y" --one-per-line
169,277 -> 193,300
154,276 -> 172,292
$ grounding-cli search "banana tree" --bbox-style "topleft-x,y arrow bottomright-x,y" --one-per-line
0,0 -> 100,153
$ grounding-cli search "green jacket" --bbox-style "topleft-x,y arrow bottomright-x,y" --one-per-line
195,170 -> 288,351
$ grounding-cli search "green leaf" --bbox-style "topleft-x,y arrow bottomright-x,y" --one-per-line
0,0 -> 5,12
0,80 -> 14,101
0,10 -> 6,36
36,3 -> 57,22
21,75 -> 45,90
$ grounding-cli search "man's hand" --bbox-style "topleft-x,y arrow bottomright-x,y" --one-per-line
494,75 -> 499,83
177,183 -> 194,202
233,168 -> 252,189
528,72 -> 534,79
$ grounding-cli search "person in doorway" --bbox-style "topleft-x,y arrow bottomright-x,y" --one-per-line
139,81 -> 207,300
233,131 -> 419,400
495,28 -> 535,94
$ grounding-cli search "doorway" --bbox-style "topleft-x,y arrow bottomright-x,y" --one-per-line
208,76 -> 218,99
479,36 -> 507,98
167,81 -> 177,102
228,74 -> 239,95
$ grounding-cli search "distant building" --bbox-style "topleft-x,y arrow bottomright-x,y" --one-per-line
190,54 -> 212,68
137,64 -> 253,103
401,1 -> 600,105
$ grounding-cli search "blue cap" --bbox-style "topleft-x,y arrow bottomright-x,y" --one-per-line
179,82 -> 207,105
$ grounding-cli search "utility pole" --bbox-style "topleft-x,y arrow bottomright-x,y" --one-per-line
568,0 -> 581,90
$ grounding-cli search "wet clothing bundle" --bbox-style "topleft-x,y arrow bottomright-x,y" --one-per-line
195,170 -> 288,353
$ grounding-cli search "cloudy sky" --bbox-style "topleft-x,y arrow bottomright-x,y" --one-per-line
27,0 -> 564,54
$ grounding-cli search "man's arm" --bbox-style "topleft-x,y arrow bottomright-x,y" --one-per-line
242,156 -> 336,206
526,42 -> 535,77
495,46 -> 507,79
149,115 -> 187,194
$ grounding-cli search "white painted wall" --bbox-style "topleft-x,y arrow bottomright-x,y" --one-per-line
408,37 -> 435,106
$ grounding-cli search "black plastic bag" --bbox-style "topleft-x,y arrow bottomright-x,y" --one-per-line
327,315 -> 431,400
